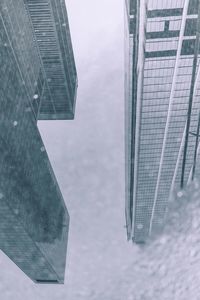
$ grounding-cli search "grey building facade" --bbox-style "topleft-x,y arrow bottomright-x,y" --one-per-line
125,0 -> 200,243
0,0 -> 77,283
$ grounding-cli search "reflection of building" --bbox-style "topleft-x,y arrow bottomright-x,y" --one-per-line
0,0 -> 77,283
125,0 -> 200,243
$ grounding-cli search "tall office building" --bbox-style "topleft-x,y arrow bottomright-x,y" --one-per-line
125,0 -> 200,243
0,0 -> 77,283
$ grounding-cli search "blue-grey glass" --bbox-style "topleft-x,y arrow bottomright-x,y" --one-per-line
0,0 -> 77,283
125,0 -> 200,242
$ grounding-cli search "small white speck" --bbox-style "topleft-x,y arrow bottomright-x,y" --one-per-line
0,193 -> 4,199
14,209 -> 19,215
40,146 -> 45,152
13,121 -> 18,127
177,191 -> 183,198
33,94 -> 39,100
137,224 -> 143,230
62,23 -> 66,27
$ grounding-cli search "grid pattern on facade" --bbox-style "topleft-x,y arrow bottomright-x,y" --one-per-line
24,0 -> 77,120
0,0 -> 74,283
0,0 -> 43,119
125,0 -> 200,242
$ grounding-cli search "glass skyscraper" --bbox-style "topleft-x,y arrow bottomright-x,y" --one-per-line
125,0 -> 200,243
0,0 -> 77,283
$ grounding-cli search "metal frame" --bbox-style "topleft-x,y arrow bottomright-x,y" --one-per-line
149,0 -> 190,234
192,111 -> 200,180
131,0 -> 148,240
181,1 -> 200,187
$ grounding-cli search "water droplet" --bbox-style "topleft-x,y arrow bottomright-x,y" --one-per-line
177,191 -> 183,198
33,94 -> 39,100
40,146 -> 45,152
137,224 -> 143,230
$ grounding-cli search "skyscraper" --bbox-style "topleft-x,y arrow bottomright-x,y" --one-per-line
125,0 -> 200,243
0,0 -> 77,283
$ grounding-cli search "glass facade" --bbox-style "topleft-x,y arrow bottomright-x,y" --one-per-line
24,0 -> 78,120
125,0 -> 200,242
0,0 -> 76,283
